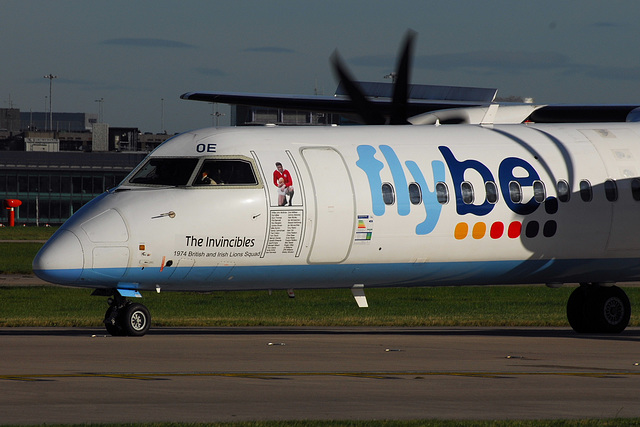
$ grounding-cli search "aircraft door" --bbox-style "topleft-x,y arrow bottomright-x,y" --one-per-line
301,147 -> 355,263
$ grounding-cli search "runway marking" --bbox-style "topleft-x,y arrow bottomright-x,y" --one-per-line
1,371 -> 638,382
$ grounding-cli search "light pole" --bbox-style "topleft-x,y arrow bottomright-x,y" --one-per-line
43,74 -> 57,131
95,98 -> 104,123
160,98 -> 164,133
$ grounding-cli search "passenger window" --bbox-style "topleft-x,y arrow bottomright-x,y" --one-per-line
436,182 -> 449,204
533,180 -> 546,203
557,180 -> 571,203
382,183 -> 395,205
129,158 -> 199,186
461,181 -> 474,204
604,179 -> 618,202
579,180 -> 592,202
632,178 -> 640,201
509,181 -> 522,203
485,181 -> 498,204
408,182 -> 421,205
194,159 -> 258,186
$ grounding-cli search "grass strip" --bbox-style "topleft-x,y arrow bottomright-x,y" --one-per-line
0,226 -> 56,274
1,419 -> 639,426
0,242 -> 44,274
0,226 -> 58,240
1,285 -> 638,328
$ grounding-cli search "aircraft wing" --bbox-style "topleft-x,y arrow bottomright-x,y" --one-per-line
181,92 -> 640,124
181,91 -> 486,116
182,33 -> 640,125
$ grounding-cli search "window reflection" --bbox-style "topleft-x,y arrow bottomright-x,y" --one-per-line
461,181 -> 474,204
579,180 -> 592,202
382,183 -> 395,205
632,178 -> 640,201
509,181 -> 522,203
436,182 -> 449,204
194,159 -> 258,186
604,179 -> 618,202
130,158 -> 198,186
533,180 -> 546,203
557,180 -> 570,202
408,182 -> 421,205
485,181 -> 498,204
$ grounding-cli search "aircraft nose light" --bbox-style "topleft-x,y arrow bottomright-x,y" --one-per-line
33,230 -> 84,284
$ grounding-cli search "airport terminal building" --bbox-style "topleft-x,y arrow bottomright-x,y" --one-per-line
0,151 -> 145,225
0,108 -> 162,225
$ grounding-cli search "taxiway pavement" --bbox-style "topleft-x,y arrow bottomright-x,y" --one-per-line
1,326 -> 639,424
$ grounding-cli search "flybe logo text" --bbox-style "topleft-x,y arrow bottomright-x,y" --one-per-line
356,145 -> 542,235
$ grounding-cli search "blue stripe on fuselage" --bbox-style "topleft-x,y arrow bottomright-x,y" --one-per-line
34,258 -> 640,292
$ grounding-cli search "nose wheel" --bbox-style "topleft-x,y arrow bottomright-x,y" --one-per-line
104,295 -> 151,336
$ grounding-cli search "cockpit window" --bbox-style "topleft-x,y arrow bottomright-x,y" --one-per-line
193,159 -> 258,186
129,158 -> 198,186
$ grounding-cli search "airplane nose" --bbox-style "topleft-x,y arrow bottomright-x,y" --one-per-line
33,230 -> 84,284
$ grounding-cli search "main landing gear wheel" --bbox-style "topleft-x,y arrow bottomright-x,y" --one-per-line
567,284 -> 630,333
103,298 -> 151,337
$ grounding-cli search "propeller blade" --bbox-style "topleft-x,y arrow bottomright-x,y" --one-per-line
390,30 -> 417,125
331,51 -> 386,125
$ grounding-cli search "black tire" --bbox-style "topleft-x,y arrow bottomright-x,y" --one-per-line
567,286 -> 590,333
104,305 -> 126,336
121,303 -> 151,337
590,286 -> 630,333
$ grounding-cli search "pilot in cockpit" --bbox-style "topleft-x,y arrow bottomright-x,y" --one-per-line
200,170 -> 217,185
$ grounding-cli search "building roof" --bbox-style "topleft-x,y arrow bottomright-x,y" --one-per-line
0,151 -> 145,171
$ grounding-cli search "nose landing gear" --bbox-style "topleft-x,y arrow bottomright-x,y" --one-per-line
103,293 -> 151,337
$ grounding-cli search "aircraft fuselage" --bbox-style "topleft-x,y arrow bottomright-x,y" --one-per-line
32,123 -> 640,334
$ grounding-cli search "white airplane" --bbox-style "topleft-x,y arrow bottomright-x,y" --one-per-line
32,33 -> 640,336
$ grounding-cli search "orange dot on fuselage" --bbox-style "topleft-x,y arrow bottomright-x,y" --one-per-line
472,222 -> 486,239
454,222 -> 469,240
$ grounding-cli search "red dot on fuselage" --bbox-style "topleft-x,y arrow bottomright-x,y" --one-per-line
508,221 -> 522,238
490,222 -> 504,239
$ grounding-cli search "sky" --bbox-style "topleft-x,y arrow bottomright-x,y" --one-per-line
2,0 -> 640,133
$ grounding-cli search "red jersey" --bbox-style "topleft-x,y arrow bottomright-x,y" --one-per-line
273,169 -> 293,187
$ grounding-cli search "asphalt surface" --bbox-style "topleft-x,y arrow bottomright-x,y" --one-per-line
1,326 -> 639,424
0,274 -> 48,286
2,266 -> 640,423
